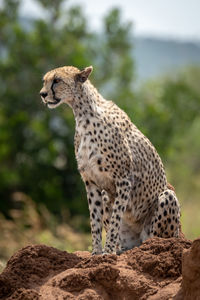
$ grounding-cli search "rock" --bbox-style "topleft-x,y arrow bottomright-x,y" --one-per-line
0,237 -> 196,300
179,238 -> 200,300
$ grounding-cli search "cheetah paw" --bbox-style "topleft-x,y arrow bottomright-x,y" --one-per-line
92,249 -> 102,255
102,248 -> 116,255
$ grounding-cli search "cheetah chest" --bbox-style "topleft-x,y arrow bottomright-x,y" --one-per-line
77,134 -> 101,178
76,132 -> 114,193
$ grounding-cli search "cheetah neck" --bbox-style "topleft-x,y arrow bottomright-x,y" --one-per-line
72,81 -> 106,123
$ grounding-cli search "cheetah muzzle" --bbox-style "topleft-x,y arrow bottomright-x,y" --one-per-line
40,65 -> 181,255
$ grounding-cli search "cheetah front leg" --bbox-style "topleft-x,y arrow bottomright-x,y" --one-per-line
102,190 -> 112,232
103,179 -> 131,254
85,180 -> 103,255
102,190 -> 124,254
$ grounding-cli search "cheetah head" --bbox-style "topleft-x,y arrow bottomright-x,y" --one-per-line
40,65 -> 93,109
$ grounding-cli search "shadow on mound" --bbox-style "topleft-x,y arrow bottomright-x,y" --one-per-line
0,237 -> 199,300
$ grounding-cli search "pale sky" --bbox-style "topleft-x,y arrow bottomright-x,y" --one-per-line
21,0 -> 200,40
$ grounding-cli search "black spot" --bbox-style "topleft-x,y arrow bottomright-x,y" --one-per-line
90,192 -> 94,197
97,159 -> 101,165
170,224 -> 174,231
89,151 -> 94,159
158,222 -> 161,228
164,210 -> 167,216
86,181 -> 89,186
96,189 -> 101,196
95,201 -> 101,206
116,214 -> 120,221
160,202 -> 164,208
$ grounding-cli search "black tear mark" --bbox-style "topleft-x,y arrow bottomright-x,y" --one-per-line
51,81 -> 61,102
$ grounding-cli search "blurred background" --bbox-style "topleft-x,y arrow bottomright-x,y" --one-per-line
0,0 -> 200,269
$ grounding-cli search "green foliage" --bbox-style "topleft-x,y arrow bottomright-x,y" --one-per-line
0,0 -> 134,222
134,68 -> 200,159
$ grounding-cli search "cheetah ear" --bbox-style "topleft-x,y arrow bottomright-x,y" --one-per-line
75,66 -> 93,83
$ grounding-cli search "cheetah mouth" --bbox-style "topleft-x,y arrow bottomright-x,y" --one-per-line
47,98 -> 61,106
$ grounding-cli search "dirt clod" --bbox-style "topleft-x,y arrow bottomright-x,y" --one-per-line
1,237 -> 199,300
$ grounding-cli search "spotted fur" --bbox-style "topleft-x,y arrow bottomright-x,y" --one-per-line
40,65 -> 181,254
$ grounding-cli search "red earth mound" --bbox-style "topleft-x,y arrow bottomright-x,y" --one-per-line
0,237 -> 199,300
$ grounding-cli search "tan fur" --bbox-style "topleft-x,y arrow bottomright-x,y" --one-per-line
40,66 -> 181,254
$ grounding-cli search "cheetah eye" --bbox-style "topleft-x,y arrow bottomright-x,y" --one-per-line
53,78 -> 61,84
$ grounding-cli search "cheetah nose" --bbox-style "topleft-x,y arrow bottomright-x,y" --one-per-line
40,92 -> 48,99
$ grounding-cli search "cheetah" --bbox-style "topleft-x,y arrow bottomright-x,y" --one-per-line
40,65 -> 181,255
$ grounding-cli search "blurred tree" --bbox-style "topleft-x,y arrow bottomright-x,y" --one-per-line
0,0 -> 135,229
135,67 -> 200,159
93,8 -> 135,111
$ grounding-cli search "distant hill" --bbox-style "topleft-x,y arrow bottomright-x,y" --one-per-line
18,17 -> 200,82
133,37 -> 200,81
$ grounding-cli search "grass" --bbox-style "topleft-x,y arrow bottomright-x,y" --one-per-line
0,193 -> 91,273
181,201 -> 200,239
